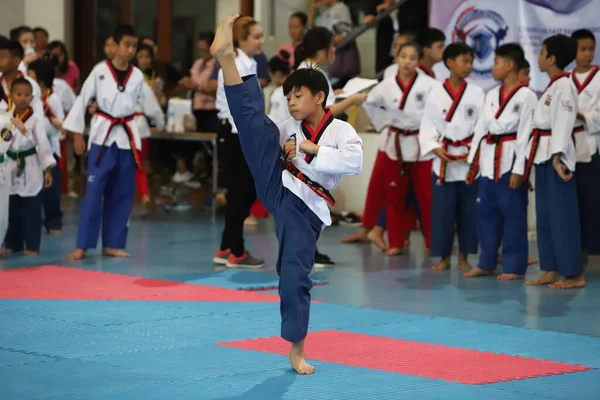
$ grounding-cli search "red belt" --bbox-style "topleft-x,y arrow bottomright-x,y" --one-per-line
282,149 -> 335,207
523,128 -> 551,181
439,135 -> 473,183
96,110 -> 141,170
390,126 -> 419,175
467,132 -> 517,183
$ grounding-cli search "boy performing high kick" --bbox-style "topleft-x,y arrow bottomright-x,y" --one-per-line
211,15 -> 362,374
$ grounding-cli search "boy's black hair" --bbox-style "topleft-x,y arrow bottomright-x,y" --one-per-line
416,28 -> 446,49
290,11 -> 308,26
0,40 -> 24,60
114,24 -> 137,44
443,42 -> 474,67
269,50 -> 291,75
571,29 -> 596,43
10,77 -> 32,93
283,68 -> 330,110
542,34 -> 577,70
294,27 -> 333,70
47,41 -> 70,74
17,26 -> 34,38
0,35 -> 7,43
396,41 -> 423,59
495,43 -> 525,70
517,57 -> 530,71
33,27 -> 49,37
198,31 -> 215,45
9,26 -> 27,41
27,59 -> 55,89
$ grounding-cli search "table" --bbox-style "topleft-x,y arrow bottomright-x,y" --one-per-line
80,130 -> 219,217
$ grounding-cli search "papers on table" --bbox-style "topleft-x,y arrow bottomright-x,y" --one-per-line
335,78 -> 378,99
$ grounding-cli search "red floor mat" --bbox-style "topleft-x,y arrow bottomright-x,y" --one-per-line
218,330 -> 593,384
0,266 -> 280,302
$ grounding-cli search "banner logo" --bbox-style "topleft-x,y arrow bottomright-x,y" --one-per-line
452,7 -> 509,78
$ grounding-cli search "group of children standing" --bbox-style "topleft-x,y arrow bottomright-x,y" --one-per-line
344,28 -> 596,290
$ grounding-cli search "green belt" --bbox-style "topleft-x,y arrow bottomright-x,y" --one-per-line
7,148 -> 37,170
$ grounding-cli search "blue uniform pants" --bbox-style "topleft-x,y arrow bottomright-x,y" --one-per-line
76,143 -> 136,250
5,193 -> 42,253
225,75 -> 322,343
475,174 -> 528,274
575,153 -> 600,255
42,154 -> 63,232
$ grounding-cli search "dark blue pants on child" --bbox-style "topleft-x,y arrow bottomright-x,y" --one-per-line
76,143 -> 136,250
535,161 -> 582,276
430,174 -> 478,257
225,75 -> 322,343
575,153 -> 600,255
42,155 -> 63,232
5,193 -> 42,252
475,174 -> 528,274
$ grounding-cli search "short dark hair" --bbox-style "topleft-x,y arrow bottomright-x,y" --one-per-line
136,43 -> 154,58
416,28 -> 446,49
517,57 -> 530,71
571,29 -> 596,43
543,34 -> 577,70
0,40 -> 24,60
283,67 -> 330,110
11,77 -> 32,93
33,27 -> 49,37
9,26 -> 27,41
0,35 -> 7,43
290,11 -> 308,26
27,59 -> 55,88
198,31 -> 215,45
269,51 -> 291,75
17,26 -> 34,39
396,41 -> 423,59
47,40 -> 70,74
294,27 -> 333,69
495,43 -> 525,70
443,42 -> 474,67
114,24 -> 137,44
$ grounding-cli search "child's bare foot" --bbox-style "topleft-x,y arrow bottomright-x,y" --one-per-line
548,275 -> 586,289
49,229 -> 62,235
0,249 -> 13,257
289,339 -> 314,375
367,227 -> 388,250
525,271 -> 560,285
433,255 -> 451,270
24,250 -> 38,256
68,249 -> 86,259
244,215 -> 259,226
103,248 -> 130,257
463,267 -> 494,277
528,258 -> 537,265
210,14 -> 240,58
341,228 -> 369,243
457,252 -> 472,269
497,273 -> 524,280
384,247 -> 403,256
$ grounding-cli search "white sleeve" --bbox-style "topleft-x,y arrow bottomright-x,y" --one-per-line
61,84 -> 76,113
312,125 -> 363,175
47,96 -> 65,138
63,69 -> 97,134
31,83 -> 45,125
362,83 -> 389,133
419,96 -> 443,158
33,118 -> 56,170
549,86 -> 578,156
512,92 -> 536,176
581,92 -> 600,134
141,82 -> 165,131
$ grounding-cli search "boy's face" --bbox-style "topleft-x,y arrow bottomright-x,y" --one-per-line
424,40 -> 445,63
518,67 -> 531,85
115,35 -> 138,62
492,55 -> 512,82
286,85 -> 325,121
395,45 -> 419,75
11,84 -> 33,109
35,31 -> 48,50
537,45 -> 553,72
576,38 -> 595,68
448,53 -> 473,79
0,50 -> 20,73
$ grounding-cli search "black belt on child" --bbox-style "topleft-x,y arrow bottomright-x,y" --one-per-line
467,132 -> 517,183
389,126 -> 419,175
439,135 -> 473,183
95,110 -> 141,170
7,147 -> 37,171
282,154 -> 335,207
523,128 -> 552,181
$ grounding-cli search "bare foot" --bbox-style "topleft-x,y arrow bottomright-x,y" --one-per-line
367,227 -> 388,250
527,258 -> 537,265
548,275 -> 586,289
49,229 -> 62,235
341,228 -> 369,243
433,255 -> 451,270
24,250 -> 38,256
525,271 -> 560,285
68,249 -> 86,260
0,249 -> 13,257
244,215 -> 259,226
103,248 -> 130,257
463,267 -> 494,278
497,273 -> 524,281
289,339 -> 314,375
457,252 -> 472,270
384,247 -> 403,256
210,14 -> 240,58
